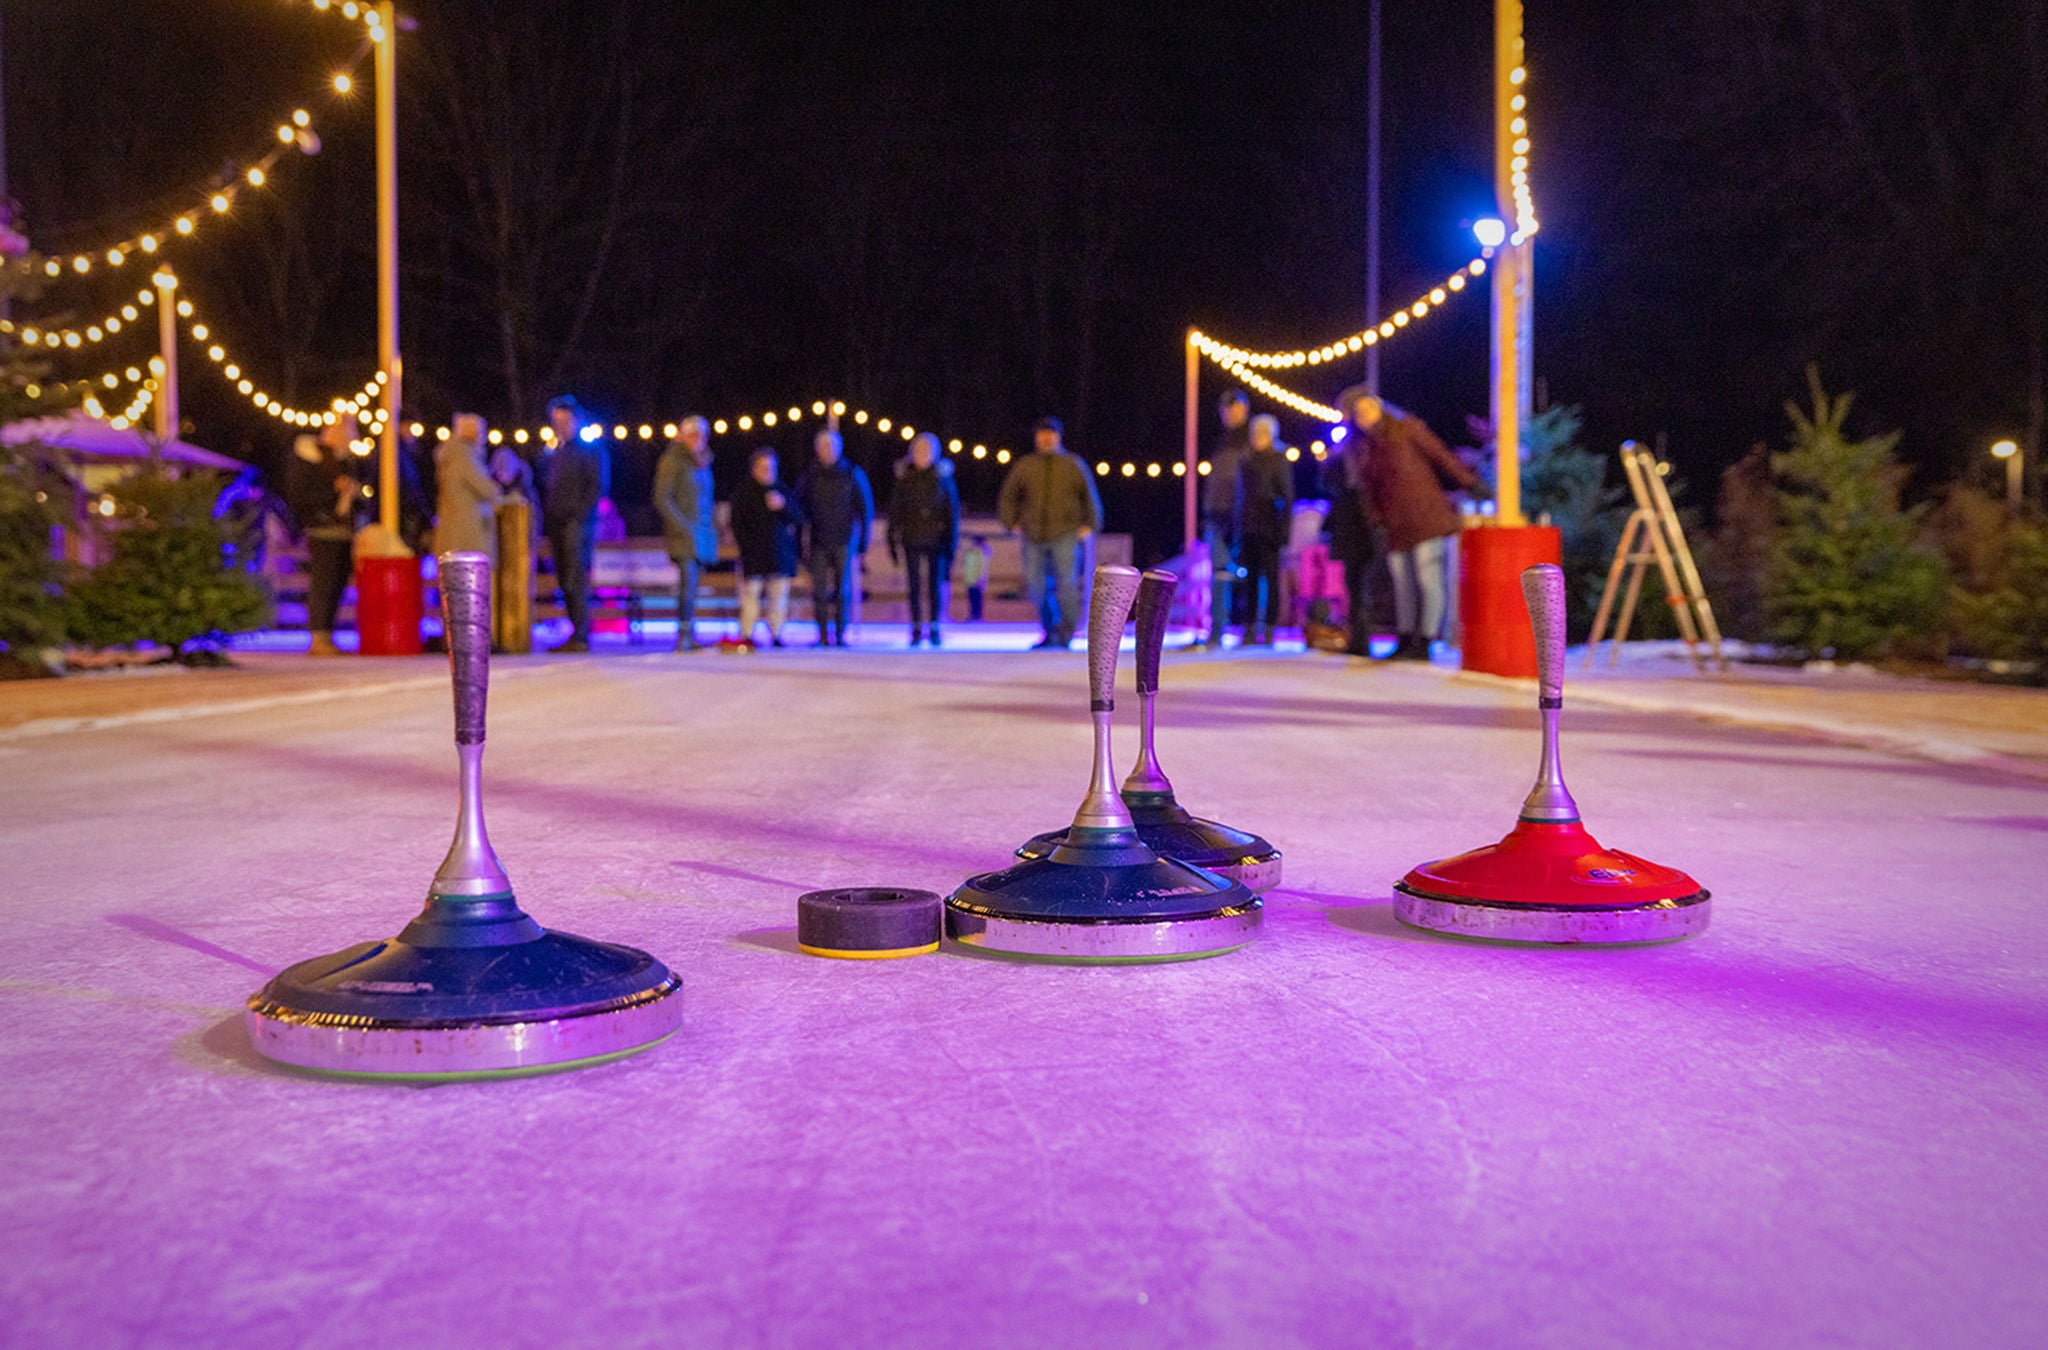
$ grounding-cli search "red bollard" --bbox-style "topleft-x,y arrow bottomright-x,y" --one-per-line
1458,523 -> 1560,677
355,554 -> 424,656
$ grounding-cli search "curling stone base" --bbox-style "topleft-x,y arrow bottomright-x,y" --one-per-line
245,928 -> 683,1078
1392,884 -> 1712,945
945,897 -> 1263,961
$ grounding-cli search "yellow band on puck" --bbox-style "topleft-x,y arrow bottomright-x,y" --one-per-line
798,941 -> 940,960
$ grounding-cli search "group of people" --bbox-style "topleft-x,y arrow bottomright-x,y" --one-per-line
688,428 -> 861,651
658,411 -> 1095,652
655,419 -> 970,651
285,397 -> 622,655
1198,393 -> 1298,647
286,383 -> 1473,659
1201,385 -> 1482,657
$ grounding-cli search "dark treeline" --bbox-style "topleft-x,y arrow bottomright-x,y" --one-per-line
7,0 -> 2042,557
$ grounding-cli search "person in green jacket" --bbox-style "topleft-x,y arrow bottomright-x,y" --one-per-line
996,416 -> 1102,648
653,416 -> 717,651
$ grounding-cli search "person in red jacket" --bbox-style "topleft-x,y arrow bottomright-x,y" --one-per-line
1342,389 -> 1481,660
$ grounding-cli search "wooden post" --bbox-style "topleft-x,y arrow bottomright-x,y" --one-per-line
1183,330 -> 1199,555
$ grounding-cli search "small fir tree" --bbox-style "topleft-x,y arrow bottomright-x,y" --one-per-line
1765,367 -> 1946,660
0,450 -> 69,672
1701,446 -> 1776,643
1927,487 -> 2048,671
0,247 -> 67,672
1517,404 -> 1634,639
66,468 -> 273,660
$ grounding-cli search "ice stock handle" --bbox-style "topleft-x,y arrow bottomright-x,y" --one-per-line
1520,563 -> 1567,707
440,551 -> 492,745
1131,569 -> 1178,697
1088,565 -> 1143,712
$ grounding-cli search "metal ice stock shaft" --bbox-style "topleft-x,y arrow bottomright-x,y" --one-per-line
1519,563 -> 1581,824
1071,565 -> 1144,834
431,552 -> 513,898
1123,569 -> 1178,799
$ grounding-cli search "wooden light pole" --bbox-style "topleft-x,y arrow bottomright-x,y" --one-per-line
374,0 -> 401,537
153,271 -> 179,440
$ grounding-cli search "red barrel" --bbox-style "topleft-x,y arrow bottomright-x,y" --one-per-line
355,554 -> 424,656
1458,524 -> 1561,677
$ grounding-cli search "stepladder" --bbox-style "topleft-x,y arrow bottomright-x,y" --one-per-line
1585,442 -> 1726,671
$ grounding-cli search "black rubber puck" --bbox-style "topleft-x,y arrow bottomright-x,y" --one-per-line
797,888 -> 943,959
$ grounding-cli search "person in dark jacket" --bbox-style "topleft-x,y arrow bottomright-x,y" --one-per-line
540,395 -> 609,653
1202,389 -> 1251,647
793,428 -> 874,647
1233,414 -> 1295,646
653,415 -> 717,652
887,432 -> 961,647
729,447 -> 797,648
997,416 -> 1102,648
1327,385 -> 1393,657
283,419 -> 361,657
1349,391 -> 1481,660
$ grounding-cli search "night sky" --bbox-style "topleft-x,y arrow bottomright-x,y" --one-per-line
6,0 -> 2040,560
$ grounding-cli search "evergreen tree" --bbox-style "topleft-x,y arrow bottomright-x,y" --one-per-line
1928,486 -> 2048,673
0,246 -> 67,674
1702,446 -> 1776,643
0,453 -> 69,672
66,469 -> 272,660
1517,404 -> 1632,639
1765,367 -> 1946,659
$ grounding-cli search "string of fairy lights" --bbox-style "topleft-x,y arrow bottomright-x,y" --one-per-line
11,0 -> 1536,489
390,398 -> 1341,484
1506,63 -> 1539,244
175,281 -> 386,432
1192,256 -> 1492,373
1185,55 -> 1540,437
6,47 -> 369,288
305,0 -> 394,42
1,281 -> 170,352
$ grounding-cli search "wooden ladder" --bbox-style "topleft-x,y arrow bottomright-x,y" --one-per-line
1585,441 -> 1726,671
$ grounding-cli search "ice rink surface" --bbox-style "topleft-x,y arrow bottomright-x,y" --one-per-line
2,646 -> 2045,1346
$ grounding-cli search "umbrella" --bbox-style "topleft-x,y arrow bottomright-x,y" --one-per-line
1,413 -> 245,473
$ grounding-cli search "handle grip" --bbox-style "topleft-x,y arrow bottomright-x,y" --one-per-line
1087,565 -> 1143,711
1131,569 -> 1178,696
440,552 -> 492,745
1520,563 -> 1567,705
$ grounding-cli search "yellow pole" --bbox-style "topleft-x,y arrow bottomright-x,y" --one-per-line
1183,330 -> 1199,554
375,1 -> 401,538
153,272 -> 178,441
1491,0 -> 1526,527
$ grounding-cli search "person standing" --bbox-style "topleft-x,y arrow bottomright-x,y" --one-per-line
729,447 -> 798,648
793,428 -> 874,647
284,417 -> 361,657
1202,389 -> 1251,647
435,413 -> 503,565
997,416 -> 1101,649
960,534 -> 991,621
654,415 -> 718,652
887,432 -> 961,647
1327,386 -> 1391,657
1234,413 -> 1295,646
1349,392 -> 1481,660
540,396 -> 609,653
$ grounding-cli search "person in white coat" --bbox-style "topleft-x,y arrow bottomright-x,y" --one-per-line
435,413 -> 504,564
